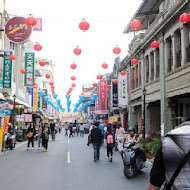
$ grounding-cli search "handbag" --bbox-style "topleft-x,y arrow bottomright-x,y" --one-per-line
163,150 -> 190,190
27,132 -> 33,138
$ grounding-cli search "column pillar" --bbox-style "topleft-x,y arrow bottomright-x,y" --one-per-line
164,40 -> 169,74
148,54 -> 151,81
154,50 -> 157,80
181,26 -> 188,66
172,34 -> 177,70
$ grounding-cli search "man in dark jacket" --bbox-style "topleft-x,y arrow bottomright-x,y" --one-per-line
91,122 -> 102,162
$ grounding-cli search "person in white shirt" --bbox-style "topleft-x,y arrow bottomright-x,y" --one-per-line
115,124 -> 125,152
80,123 -> 85,137
64,122 -> 69,137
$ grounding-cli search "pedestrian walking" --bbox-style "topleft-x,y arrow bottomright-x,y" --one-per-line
91,122 -> 102,162
50,121 -> 56,141
79,123 -> 84,137
105,123 -> 114,162
26,122 -> 36,150
149,118 -> 190,190
76,122 -> 80,136
115,124 -> 125,152
42,123 -> 50,152
99,121 -> 105,144
37,122 -> 43,150
69,123 -> 73,137
64,122 -> 69,136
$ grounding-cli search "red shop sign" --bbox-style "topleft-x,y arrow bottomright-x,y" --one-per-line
99,79 -> 107,111
5,17 -> 32,43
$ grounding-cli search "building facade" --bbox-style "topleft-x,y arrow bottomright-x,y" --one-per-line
120,0 -> 190,135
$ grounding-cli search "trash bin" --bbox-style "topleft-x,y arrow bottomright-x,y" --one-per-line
22,128 -> 27,141
16,129 -> 24,141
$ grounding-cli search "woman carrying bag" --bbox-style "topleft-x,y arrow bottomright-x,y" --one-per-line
42,123 -> 50,152
26,122 -> 36,150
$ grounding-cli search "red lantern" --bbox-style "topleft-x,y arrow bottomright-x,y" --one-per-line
88,87 -> 92,91
84,89 -> 88,93
52,90 -> 55,94
9,54 -> 16,60
73,46 -> 82,56
72,83 -> 76,88
69,88 -> 73,91
113,79 -> 118,84
151,41 -> 160,49
49,82 -> 54,86
39,60 -> 46,67
34,85 -> 38,88
51,86 -> 55,89
95,91 -> 99,94
106,85 -> 111,88
20,69 -> 26,74
179,13 -> 190,24
113,46 -> 121,55
96,74 -> 102,80
33,82 -> 37,86
27,77 -> 32,81
93,83 -> 97,87
67,92 -> 70,95
34,43 -> 42,52
71,76 -> 76,81
131,58 -> 138,65
102,62 -> 108,69
79,19 -> 90,32
70,63 -> 77,70
81,92 -> 84,95
38,88 -> 41,91
130,19 -> 142,30
26,16 -> 37,27
120,71 -> 126,76
45,74 -> 51,79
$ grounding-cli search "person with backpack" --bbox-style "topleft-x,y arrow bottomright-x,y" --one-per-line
149,118 -> 190,190
105,123 -> 114,162
91,122 -> 102,162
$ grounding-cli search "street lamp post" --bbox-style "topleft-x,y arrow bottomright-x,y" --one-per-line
142,88 -> 146,139
13,94 -> 16,127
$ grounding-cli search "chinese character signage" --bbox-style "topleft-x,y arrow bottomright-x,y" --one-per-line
33,18 -> 42,31
118,72 -> 128,107
27,87 -> 33,106
3,51 -> 13,88
99,79 -> 107,110
0,101 -> 12,117
24,53 -> 35,86
111,80 -> 118,108
33,88 -> 38,109
5,17 -> 32,43
16,115 -> 25,121
42,89 -> 47,109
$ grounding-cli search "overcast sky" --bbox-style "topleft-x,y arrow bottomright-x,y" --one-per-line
6,0 -> 142,109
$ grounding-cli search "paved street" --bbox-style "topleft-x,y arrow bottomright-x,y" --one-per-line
0,132 -> 150,190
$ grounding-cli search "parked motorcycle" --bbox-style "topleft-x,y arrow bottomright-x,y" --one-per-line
4,132 -> 16,150
121,139 -> 144,179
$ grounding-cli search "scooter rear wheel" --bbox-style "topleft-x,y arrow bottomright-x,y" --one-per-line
123,166 -> 134,179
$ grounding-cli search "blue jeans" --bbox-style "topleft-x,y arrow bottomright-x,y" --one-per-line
38,136 -> 42,148
80,130 -> 84,137
93,143 -> 100,160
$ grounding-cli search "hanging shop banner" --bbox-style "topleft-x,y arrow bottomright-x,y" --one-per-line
111,80 -> 118,108
27,87 -> 33,106
99,79 -> 107,111
5,17 -> 32,43
16,114 -> 25,122
3,51 -> 13,88
118,73 -> 128,107
24,52 -> 35,86
0,101 -> 12,117
33,88 -> 38,109
24,114 -> 32,122
42,89 -> 47,110
33,18 -> 42,31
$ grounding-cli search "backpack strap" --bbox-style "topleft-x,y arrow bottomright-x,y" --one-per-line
165,150 -> 190,190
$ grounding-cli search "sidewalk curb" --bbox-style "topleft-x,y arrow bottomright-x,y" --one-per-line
0,141 -> 27,156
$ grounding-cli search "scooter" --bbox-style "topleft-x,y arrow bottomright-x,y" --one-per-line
4,132 -> 16,150
121,140 -> 144,179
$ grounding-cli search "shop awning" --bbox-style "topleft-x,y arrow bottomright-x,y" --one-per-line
0,93 -> 6,101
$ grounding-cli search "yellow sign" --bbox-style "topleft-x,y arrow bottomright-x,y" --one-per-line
33,88 -> 38,109
108,116 -> 118,123
0,128 -> 3,148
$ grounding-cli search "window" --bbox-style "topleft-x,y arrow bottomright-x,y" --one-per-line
150,52 -> 154,81
131,68 -> 135,90
167,37 -> 173,72
10,42 -> 15,50
139,62 -> 141,86
175,30 -> 181,68
135,64 -> 138,88
155,49 -> 160,78
145,56 -> 149,83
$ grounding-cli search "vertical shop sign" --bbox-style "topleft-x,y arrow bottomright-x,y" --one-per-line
99,79 -> 107,110
111,80 -> 118,108
3,51 -> 13,88
33,88 -> 38,109
24,52 -> 35,86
